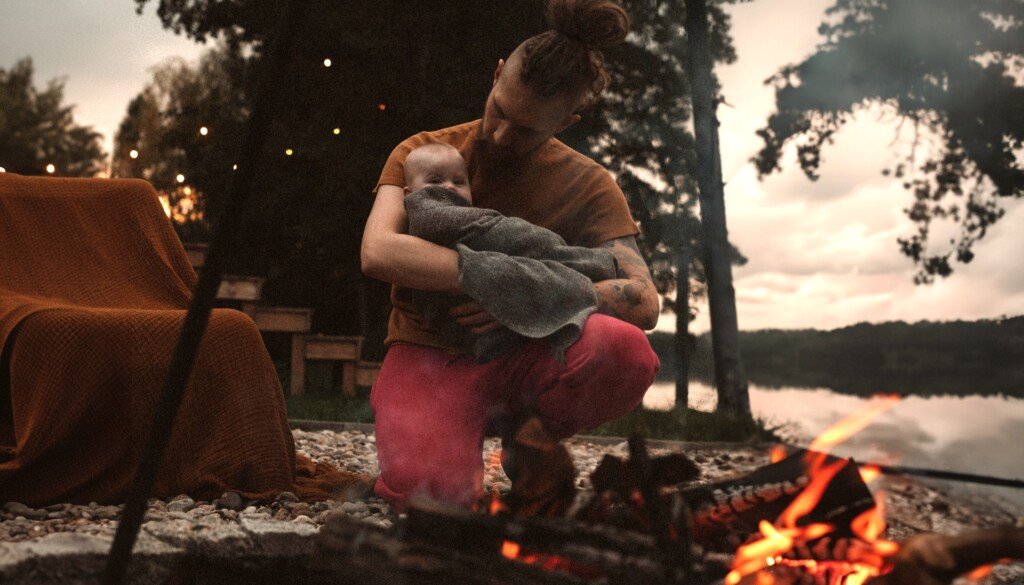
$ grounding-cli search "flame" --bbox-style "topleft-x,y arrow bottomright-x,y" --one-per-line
966,558 -> 1010,581
769,445 -> 787,464
858,464 -> 882,484
809,395 -> 899,454
728,397 -> 903,584
851,492 -> 887,542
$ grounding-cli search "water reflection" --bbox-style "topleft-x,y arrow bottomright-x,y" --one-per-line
644,382 -> 1024,505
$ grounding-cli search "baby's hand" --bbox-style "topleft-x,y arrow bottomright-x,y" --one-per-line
449,300 -> 503,334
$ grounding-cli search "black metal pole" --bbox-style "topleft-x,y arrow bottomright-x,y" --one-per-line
102,1 -> 309,582
874,463 -> 1024,490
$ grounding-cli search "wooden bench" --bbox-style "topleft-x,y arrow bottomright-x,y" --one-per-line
183,242 -> 208,271
304,335 -> 364,396
252,307 -> 313,397
355,360 -> 382,389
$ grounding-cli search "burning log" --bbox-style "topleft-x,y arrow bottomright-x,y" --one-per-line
680,449 -> 876,551
869,527 -> 1024,585
402,497 -> 729,584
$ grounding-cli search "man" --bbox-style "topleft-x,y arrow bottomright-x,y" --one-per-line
361,0 -> 660,510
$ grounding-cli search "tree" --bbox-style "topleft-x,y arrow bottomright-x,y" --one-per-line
133,1 -> 748,388
678,0 -> 750,416
752,0 -> 1024,283
0,58 -> 106,177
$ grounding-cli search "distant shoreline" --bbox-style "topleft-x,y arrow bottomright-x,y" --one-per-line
648,315 -> 1024,398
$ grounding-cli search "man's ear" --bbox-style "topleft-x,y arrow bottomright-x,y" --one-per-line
492,59 -> 505,85
403,186 -> 411,195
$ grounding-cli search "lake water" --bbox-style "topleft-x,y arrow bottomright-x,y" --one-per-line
643,381 -> 1024,506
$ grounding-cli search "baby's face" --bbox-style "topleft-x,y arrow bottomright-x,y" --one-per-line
405,149 -> 473,203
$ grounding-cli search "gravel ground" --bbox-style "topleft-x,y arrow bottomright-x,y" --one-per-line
2,428 -> 1021,582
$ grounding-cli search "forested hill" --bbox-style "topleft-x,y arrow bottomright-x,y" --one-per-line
648,316 -> 1024,397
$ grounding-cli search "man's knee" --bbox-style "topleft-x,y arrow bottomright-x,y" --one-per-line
582,314 -> 660,392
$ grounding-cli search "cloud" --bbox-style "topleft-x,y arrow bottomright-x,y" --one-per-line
657,0 -> 1024,334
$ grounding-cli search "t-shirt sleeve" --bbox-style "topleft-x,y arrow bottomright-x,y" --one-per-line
373,132 -> 431,193
573,167 -> 640,247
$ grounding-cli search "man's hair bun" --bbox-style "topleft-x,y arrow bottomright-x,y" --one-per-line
546,0 -> 630,49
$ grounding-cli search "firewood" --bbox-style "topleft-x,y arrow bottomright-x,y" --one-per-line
870,527 -> 1024,585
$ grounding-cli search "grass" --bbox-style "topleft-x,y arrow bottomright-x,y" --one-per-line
285,393 -> 778,443
286,395 -> 374,423
588,406 -> 780,443
279,356 -> 779,443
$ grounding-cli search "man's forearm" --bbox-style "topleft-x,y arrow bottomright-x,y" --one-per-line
593,278 -> 660,330
362,233 -> 463,293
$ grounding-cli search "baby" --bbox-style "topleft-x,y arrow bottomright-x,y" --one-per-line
403,142 -> 473,204
401,142 -> 619,363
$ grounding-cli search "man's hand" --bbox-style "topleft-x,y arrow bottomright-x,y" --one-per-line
592,236 -> 660,330
449,300 -> 503,334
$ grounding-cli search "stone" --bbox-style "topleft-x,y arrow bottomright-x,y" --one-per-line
216,491 -> 244,511
167,496 -> 195,513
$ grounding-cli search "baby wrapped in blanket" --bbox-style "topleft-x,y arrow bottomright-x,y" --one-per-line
401,143 -> 620,363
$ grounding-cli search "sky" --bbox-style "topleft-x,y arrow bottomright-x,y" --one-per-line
1,0 -> 1021,334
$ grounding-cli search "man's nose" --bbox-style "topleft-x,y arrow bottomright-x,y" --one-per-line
492,122 -> 513,147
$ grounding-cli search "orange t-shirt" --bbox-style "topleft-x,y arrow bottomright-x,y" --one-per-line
373,119 -> 639,353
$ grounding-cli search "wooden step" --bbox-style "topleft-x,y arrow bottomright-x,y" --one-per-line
355,361 -> 382,388
216,275 -> 264,302
304,335 -> 364,397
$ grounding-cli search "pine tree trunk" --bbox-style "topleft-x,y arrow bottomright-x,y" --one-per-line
674,247 -> 691,413
683,0 -> 751,416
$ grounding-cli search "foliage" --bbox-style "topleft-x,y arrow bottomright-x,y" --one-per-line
589,405 -> 778,443
648,315 -> 1024,397
0,58 -> 106,177
752,0 -> 1024,283
126,1 -> 752,352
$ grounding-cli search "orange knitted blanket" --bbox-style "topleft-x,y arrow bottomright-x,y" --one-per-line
0,173 -> 366,506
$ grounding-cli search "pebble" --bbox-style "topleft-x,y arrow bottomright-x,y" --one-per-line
216,492 -> 244,511
167,496 -> 195,513
1,427 -> 1018,585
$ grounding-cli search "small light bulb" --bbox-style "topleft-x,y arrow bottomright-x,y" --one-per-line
183,186 -> 192,195
333,128 -> 341,135
46,164 -> 56,174
0,166 -> 6,173
377,103 -> 386,111
176,173 -> 185,183
129,149 -> 139,159
323,58 -> 332,67
199,126 -> 209,136
285,148 -> 293,156
232,164 -> 238,171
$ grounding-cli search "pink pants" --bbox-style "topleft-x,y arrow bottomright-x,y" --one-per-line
370,314 -> 660,510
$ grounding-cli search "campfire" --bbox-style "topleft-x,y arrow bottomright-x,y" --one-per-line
309,396 -> 1022,585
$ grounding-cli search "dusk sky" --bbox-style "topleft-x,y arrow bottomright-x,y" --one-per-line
2,1 -> 1021,334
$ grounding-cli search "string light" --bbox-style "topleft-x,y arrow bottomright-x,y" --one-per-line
176,173 -> 185,183
232,164 -> 238,171
323,58 -> 332,67
377,103 -> 387,111
182,186 -> 192,196
199,126 -> 209,136
129,149 -> 139,159
333,128 -> 341,135
285,148 -> 294,156
0,167 -> 5,173
46,164 -> 56,174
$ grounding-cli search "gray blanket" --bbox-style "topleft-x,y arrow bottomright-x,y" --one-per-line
404,186 -> 620,363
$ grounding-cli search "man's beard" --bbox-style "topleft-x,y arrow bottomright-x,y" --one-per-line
471,136 -> 521,179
